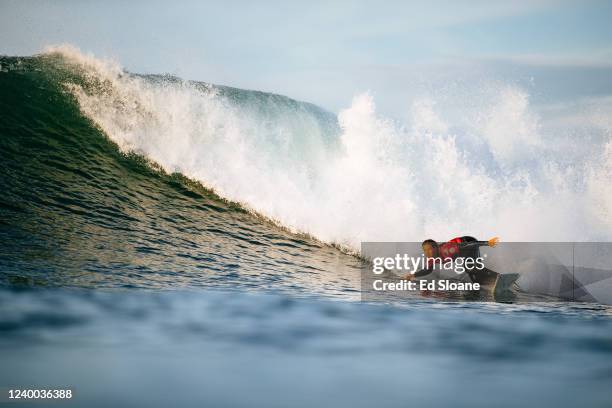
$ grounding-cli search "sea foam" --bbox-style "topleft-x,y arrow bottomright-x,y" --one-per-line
45,45 -> 612,250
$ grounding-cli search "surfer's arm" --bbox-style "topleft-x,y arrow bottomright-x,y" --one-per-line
459,237 -> 499,248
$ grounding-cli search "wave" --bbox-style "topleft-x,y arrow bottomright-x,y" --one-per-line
0,52 -> 362,292
4,45 -> 612,254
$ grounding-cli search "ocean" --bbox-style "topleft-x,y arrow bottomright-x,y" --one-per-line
0,47 -> 611,407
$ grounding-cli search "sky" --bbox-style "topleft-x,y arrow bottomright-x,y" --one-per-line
2,0 -> 612,117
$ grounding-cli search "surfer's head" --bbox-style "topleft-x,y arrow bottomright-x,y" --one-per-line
421,239 -> 439,258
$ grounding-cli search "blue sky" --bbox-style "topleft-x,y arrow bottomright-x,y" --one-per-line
2,0 -> 612,116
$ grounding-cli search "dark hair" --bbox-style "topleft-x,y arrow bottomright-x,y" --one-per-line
421,239 -> 438,248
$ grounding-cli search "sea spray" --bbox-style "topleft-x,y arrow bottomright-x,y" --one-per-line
43,45 -> 612,250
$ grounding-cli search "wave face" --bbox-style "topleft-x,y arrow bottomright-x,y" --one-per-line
0,51 -> 362,292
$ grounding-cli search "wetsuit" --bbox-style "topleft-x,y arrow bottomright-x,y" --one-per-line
415,236 -> 497,286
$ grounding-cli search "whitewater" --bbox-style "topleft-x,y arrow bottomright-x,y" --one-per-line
35,45 -> 612,248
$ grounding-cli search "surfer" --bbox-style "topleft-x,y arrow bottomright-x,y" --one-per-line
406,236 -> 499,280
